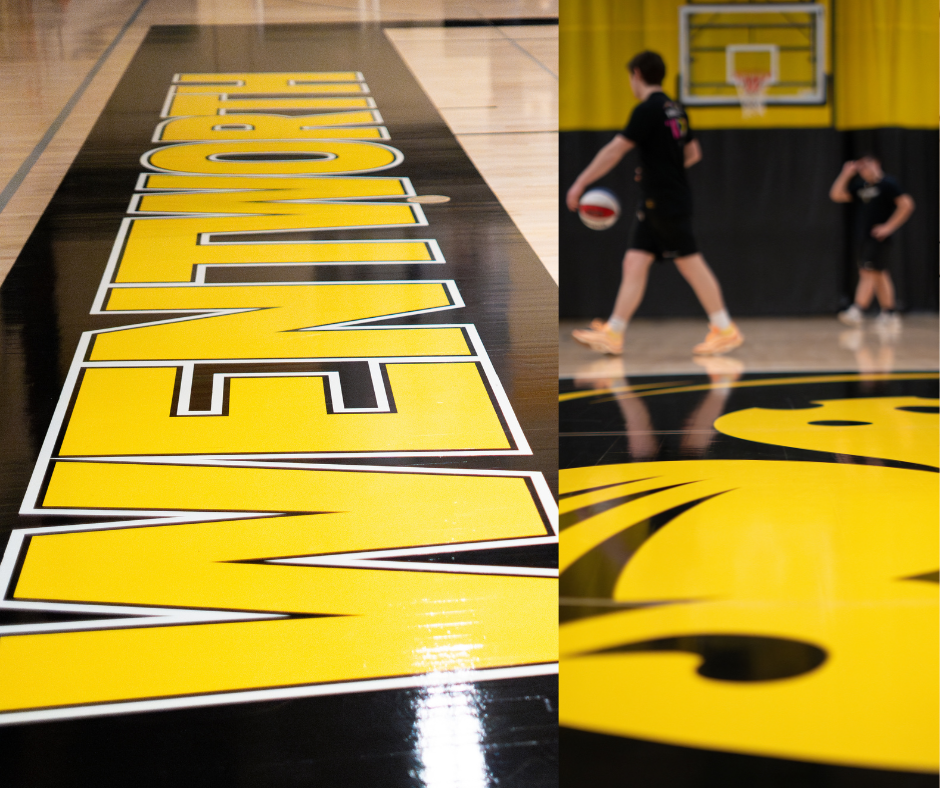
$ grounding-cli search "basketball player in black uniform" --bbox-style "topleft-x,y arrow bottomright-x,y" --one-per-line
829,154 -> 914,331
566,50 -> 743,356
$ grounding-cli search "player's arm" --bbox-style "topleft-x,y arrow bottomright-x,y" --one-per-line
683,138 -> 702,168
829,160 -> 857,203
871,194 -> 915,240
566,134 -> 635,211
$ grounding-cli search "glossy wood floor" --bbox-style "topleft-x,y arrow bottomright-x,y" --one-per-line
0,0 -> 558,284
560,316 -> 940,378
0,6 -> 558,786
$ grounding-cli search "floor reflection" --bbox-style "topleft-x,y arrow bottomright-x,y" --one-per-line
560,316 -> 939,379
838,325 -> 897,374
569,356 -> 745,462
414,680 -> 490,788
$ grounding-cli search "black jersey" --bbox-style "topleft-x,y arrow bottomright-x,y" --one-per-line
622,91 -> 694,216
849,174 -> 903,236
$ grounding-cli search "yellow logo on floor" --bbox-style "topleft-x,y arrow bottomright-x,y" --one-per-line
560,396 -> 939,773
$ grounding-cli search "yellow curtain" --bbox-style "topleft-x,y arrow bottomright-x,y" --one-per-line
561,0 -> 935,131
559,0 -> 647,132
834,0 -> 938,129
560,0 -> 833,130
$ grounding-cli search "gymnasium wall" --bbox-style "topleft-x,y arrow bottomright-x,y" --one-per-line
560,0 -> 938,318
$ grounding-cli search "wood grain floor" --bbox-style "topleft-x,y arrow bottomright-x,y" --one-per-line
560,316 -> 940,377
0,0 -> 559,285
388,24 -> 558,280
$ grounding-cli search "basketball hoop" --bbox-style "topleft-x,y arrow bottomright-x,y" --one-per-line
732,72 -> 771,117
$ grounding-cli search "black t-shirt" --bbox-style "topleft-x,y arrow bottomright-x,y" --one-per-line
849,174 -> 903,236
622,91 -> 694,216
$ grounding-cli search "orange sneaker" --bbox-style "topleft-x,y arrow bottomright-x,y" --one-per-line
572,325 -> 624,355
693,323 -> 744,356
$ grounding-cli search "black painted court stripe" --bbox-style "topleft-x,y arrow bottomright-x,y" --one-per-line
483,19 -> 558,79
0,0 -> 151,216
441,18 -> 558,27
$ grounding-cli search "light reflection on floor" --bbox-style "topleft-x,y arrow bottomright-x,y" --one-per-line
415,680 -> 489,788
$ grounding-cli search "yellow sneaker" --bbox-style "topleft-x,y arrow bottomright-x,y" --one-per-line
693,323 -> 744,356
572,325 -> 624,355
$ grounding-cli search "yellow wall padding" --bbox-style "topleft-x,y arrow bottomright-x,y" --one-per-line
834,0 -> 939,129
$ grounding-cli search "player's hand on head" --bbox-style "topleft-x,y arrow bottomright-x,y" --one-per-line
842,160 -> 858,175
871,224 -> 892,240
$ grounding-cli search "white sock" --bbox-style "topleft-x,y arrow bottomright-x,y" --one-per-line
708,310 -> 732,331
607,316 -> 627,334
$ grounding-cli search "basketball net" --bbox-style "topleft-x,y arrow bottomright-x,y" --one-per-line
732,72 -> 770,118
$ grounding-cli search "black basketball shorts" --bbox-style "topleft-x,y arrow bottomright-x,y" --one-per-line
630,208 -> 698,260
857,236 -> 891,272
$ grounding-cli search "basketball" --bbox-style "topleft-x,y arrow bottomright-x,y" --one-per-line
578,188 -> 620,230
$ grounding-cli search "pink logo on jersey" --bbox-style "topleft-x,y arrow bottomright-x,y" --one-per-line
665,118 -> 686,140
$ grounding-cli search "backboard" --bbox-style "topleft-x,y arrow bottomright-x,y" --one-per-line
679,3 -> 827,107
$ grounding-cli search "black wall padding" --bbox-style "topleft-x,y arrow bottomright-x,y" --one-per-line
560,128 -> 938,318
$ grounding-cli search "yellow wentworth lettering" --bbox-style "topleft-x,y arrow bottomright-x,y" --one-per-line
114,208 -> 423,283
164,94 -> 372,117
92,283 -> 467,360
175,83 -> 363,96
60,363 -> 510,455
2,463 -> 555,712
6,64 -> 552,727
175,72 -> 364,92
133,176 -> 410,215
145,140 -> 400,176
155,114 -> 385,141
42,461 -> 543,523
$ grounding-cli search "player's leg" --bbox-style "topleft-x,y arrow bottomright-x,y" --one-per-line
873,270 -> 895,309
573,210 -> 658,355
645,213 -> 742,356
864,241 -> 899,329
873,270 -> 901,331
839,269 -> 875,326
840,235 -> 886,325
611,249 -> 657,323
674,252 -> 744,355
573,248 -> 655,354
674,252 -> 725,314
